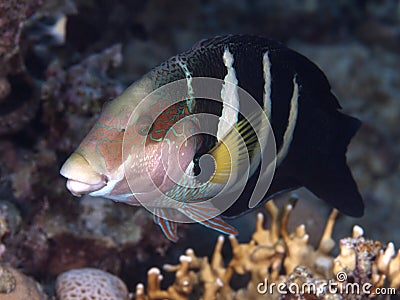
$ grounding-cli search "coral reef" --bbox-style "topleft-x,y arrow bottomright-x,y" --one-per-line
135,200 -> 400,299
0,0 -> 42,76
3,196 -> 170,278
0,0 -> 74,135
41,43 -> 124,116
55,268 -> 129,300
0,0 -> 399,299
1,198 -> 399,299
0,201 -> 21,260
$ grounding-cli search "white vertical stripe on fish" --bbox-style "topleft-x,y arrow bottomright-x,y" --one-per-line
262,51 -> 272,120
276,76 -> 299,165
177,58 -> 195,113
217,48 -> 240,141
253,73 -> 298,205
252,50 -> 273,175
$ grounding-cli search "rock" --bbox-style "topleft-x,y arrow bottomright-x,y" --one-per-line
0,265 -> 47,300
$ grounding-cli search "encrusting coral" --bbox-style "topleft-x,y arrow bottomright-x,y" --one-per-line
134,199 -> 400,300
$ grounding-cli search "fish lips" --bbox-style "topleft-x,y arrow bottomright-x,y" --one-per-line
65,179 -> 108,196
60,152 -> 108,196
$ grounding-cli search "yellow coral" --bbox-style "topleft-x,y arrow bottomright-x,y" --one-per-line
135,199 -> 400,300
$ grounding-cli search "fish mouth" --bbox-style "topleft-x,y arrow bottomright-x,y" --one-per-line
60,153 -> 108,196
65,179 -> 108,196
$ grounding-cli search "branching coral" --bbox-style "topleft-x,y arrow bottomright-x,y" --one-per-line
141,256 -> 198,300
332,225 -> 400,297
134,200 -> 400,300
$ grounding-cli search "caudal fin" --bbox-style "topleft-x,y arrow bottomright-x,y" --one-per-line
301,153 -> 364,217
285,109 -> 364,217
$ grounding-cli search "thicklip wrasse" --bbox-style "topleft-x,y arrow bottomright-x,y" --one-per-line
60,35 -> 364,242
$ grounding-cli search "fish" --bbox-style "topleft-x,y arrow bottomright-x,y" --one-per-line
60,35 -> 364,242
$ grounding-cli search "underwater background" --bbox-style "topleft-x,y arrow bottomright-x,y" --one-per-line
0,0 -> 399,299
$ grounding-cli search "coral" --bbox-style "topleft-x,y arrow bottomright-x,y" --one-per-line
0,0 -> 76,136
0,266 -> 15,294
333,225 -> 400,294
79,197 -> 142,244
0,265 -> 47,300
0,73 -> 38,136
144,256 -> 198,300
41,44 -> 124,116
0,0 -> 75,77
55,268 -> 129,300
135,200 -> 400,299
0,138 -> 59,201
0,0 -> 42,135
0,0 -> 43,76
0,201 -> 21,260
0,201 -> 21,240
3,194 -> 173,283
0,1 -> 399,299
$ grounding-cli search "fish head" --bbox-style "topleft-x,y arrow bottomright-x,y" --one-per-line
60,75 -> 201,204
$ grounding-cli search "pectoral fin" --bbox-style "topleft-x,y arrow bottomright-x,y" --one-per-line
209,114 -> 261,184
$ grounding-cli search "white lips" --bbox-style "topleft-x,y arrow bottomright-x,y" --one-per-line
66,179 -> 107,196
60,152 -> 107,196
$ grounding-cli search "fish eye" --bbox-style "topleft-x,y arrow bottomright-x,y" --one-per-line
136,115 -> 154,136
